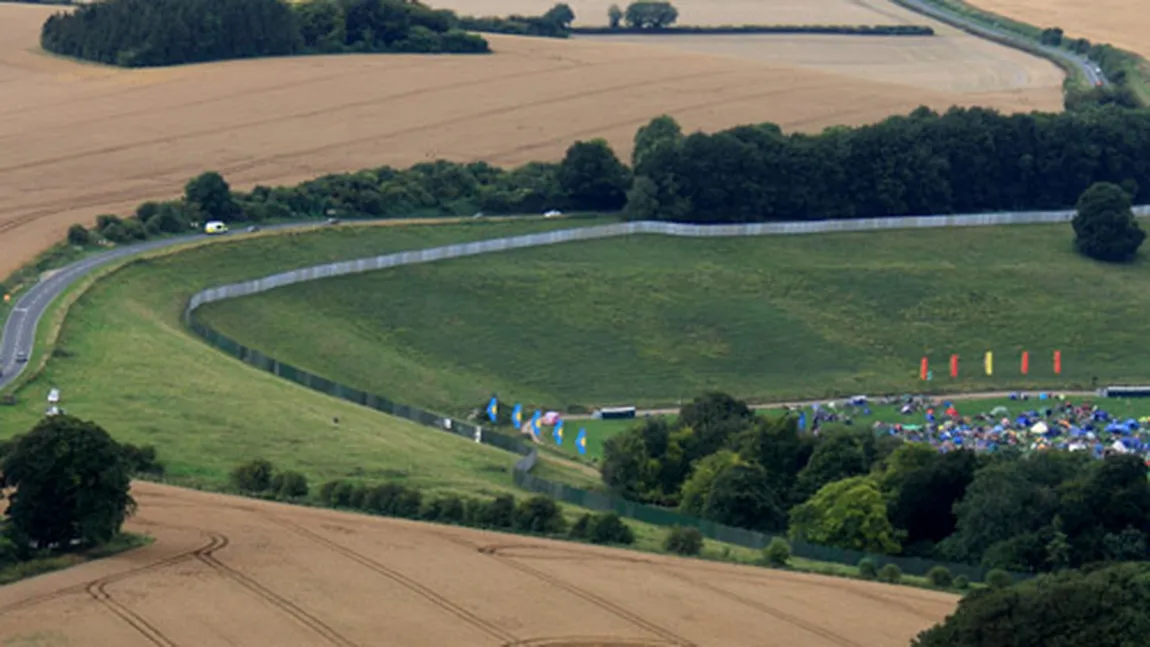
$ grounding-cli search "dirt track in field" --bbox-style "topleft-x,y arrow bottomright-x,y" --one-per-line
0,482 -> 957,647
966,0 -> 1150,59
0,0 -> 1062,278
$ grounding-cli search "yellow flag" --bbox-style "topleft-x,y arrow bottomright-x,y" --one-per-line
984,351 -> 993,376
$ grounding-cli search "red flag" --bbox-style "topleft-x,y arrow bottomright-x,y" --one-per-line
1021,351 -> 1030,375
1054,350 -> 1062,375
920,356 -> 929,381
950,354 -> 959,378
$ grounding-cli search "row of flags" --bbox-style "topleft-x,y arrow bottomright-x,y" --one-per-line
920,350 -> 1063,380
487,396 -> 588,454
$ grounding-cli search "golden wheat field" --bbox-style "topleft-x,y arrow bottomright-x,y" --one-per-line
0,482 -> 958,647
0,0 -> 1064,276
968,0 -> 1150,59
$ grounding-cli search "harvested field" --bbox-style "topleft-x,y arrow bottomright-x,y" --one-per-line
968,0 -> 1150,59
0,481 -> 957,646
0,1 -> 1061,277
438,0 -> 910,26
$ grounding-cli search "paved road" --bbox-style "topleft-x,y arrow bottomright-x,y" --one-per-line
893,0 -> 1107,87
0,223 -> 313,390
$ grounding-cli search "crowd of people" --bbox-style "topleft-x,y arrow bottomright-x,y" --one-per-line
802,393 -> 1150,464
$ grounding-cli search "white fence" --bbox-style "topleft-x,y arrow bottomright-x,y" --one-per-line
187,207 -> 1138,314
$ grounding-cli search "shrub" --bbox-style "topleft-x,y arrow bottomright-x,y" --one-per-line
431,495 -> 466,524
270,471 -> 309,499
763,537 -> 791,567
589,513 -> 635,545
481,494 -> 516,529
231,459 -> 275,493
67,224 -> 90,246
877,563 -> 902,584
857,557 -> 878,580
464,498 -> 489,526
392,487 -> 423,518
663,526 -> 704,556
985,568 -> 1013,590
514,495 -> 567,534
319,480 -> 343,506
364,483 -> 404,514
329,482 -> 355,507
121,443 -> 164,477
926,566 -> 953,589
348,485 -> 370,510
952,575 -> 970,590
568,513 -> 592,540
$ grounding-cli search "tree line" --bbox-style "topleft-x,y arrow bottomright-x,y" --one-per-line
572,24 -> 934,36
600,392 -> 1150,576
625,107 -> 1150,223
39,0 -> 489,67
62,105 -> 1150,263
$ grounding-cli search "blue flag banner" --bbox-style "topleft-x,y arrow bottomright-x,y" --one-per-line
576,428 -> 587,455
531,410 -> 541,438
487,396 -> 498,423
554,420 -> 564,445
798,412 -> 806,431
513,403 -> 523,427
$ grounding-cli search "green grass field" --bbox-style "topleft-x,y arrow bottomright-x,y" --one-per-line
196,222 -> 1150,419
0,219 -> 616,496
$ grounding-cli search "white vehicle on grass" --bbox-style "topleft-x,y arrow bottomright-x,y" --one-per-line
204,221 -> 229,235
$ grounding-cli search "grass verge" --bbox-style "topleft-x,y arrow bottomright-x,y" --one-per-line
0,533 -> 152,586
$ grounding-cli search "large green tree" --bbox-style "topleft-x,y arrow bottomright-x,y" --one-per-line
701,463 -> 787,532
879,445 -> 980,554
912,563 -> 1150,647
1,416 -> 135,549
558,139 -> 631,211
678,450 -> 741,515
789,476 -> 902,554
1072,181 -> 1146,262
185,171 -> 241,222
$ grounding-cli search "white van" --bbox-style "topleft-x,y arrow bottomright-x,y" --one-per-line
204,221 -> 229,235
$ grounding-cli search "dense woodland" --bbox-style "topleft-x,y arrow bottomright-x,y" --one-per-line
40,0 -> 489,67
600,393 -> 1150,575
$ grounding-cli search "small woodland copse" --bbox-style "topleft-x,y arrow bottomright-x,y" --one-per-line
40,0 -> 489,67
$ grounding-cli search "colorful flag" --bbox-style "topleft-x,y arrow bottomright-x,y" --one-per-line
486,396 -> 498,423
576,428 -> 587,455
920,356 -> 929,381
949,354 -> 959,378
1021,351 -> 1030,375
985,351 -> 993,376
554,420 -> 564,445
1054,350 -> 1062,375
798,411 -> 806,432
512,403 -> 523,428
530,410 -> 541,439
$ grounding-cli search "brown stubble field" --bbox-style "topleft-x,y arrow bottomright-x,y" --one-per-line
0,0 -> 1063,277
0,482 -> 957,647
965,0 -> 1150,60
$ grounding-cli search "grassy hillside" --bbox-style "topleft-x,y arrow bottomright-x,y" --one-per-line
196,222 -> 1150,416
0,219 -> 613,494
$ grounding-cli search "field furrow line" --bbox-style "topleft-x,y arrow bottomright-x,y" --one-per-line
264,514 -> 519,644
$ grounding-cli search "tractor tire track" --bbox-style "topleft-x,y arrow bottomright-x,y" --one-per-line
0,532 -> 218,617
657,568 -> 864,647
86,576 -> 179,647
264,514 -> 517,645
190,531 -> 358,647
477,545 -> 696,647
